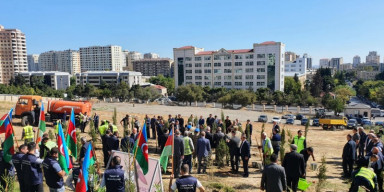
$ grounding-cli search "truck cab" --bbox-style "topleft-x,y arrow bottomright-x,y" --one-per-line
15,95 -> 42,126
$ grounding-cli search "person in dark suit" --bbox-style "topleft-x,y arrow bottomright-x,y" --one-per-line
342,134 -> 357,178
227,131 -> 240,173
261,154 -> 287,192
150,116 -> 157,139
173,129 -> 184,178
107,131 -> 120,151
205,127 -> 214,149
102,130 -> 112,167
177,114 -> 185,135
206,114 -> 215,127
198,116 -> 205,127
282,144 -> 305,192
240,133 -> 250,177
79,137 -> 90,160
213,127 -> 225,148
196,131 -> 211,174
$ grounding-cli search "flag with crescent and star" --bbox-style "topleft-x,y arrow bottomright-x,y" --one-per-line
133,123 -> 149,175
57,122 -> 73,174
65,108 -> 77,159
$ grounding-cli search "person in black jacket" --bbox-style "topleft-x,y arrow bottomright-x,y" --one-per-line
227,131 -> 240,173
240,134 -> 250,177
173,129 -> 184,178
358,127 -> 367,157
282,144 -> 305,192
205,127 -> 214,149
102,130 -> 111,167
79,137 -> 90,160
213,127 -> 225,148
342,134 -> 357,178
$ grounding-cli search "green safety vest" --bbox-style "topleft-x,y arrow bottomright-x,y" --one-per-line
183,137 -> 193,155
293,136 -> 306,153
55,120 -> 60,134
24,126 -> 33,139
356,167 -> 376,188
263,138 -> 274,155
112,125 -> 118,133
99,124 -> 107,136
80,114 -> 84,123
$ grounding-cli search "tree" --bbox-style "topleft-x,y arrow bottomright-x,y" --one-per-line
13,74 -> 26,86
273,90 -> 285,106
233,90 -> 253,107
149,75 -> 175,94
284,77 -> 301,95
334,85 -> 355,104
329,97 -> 345,115
83,83 -> 95,98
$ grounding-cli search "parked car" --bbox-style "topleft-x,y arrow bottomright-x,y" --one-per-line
282,114 -> 296,119
296,114 -> 305,120
258,115 -> 268,123
362,119 -> 372,126
301,118 -> 309,126
312,119 -> 320,127
347,119 -> 357,129
286,118 -> 294,124
272,116 -> 281,123
375,121 -> 384,126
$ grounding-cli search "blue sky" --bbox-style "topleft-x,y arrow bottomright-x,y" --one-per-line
1,0 -> 384,66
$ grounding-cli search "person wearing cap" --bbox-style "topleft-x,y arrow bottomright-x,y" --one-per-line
342,134 -> 357,178
358,127 -> 367,157
292,130 -> 306,153
271,128 -> 281,157
183,131 -> 194,173
282,144 -> 305,192
350,158 -> 378,192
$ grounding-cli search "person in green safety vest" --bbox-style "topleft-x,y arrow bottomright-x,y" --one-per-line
21,122 -> 35,144
260,132 -> 274,166
109,123 -> 118,134
54,120 -> 61,136
98,120 -> 109,136
292,130 -> 306,153
349,158 -> 378,192
183,131 -> 195,173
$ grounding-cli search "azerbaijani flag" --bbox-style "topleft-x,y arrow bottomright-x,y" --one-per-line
133,124 -> 149,175
76,143 -> 93,192
65,108 -> 77,159
159,129 -> 173,172
0,108 -> 13,133
0,110 -> 14,163
57,122 -> 72,174
36,103 -> 46,144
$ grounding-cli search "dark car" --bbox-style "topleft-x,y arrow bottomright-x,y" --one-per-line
312,119 -> 320,127
301,118 -> 309,126
286,118 -> 294,124
362,119 -> 372,126
347,119 -> 357,129
375,121 -> 384,126
296,114 -> 304,120
258,115 -> 268,123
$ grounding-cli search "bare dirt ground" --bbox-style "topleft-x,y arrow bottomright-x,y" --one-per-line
0,101 -> 352,191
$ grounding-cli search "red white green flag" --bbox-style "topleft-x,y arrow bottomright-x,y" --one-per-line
36,103 -> 46,144
159,129 -> 173,172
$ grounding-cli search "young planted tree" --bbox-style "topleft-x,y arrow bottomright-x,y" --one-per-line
280,129 -> 286,162
305,120 -> 310,138
194,116 -> 198,127
89,119 -> 97,143
112,107 -> 117,125
316,156 -> 327,192
216,139 -> 230,168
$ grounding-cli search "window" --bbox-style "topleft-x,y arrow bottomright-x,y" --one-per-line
205,82 -> 211,86
195,63 -> 202,67
235,69 -> 242,73
195,69 -> 202,73
204,63 -> 211,67
246,54 -> 254,59
18,99 -> 28,105
195,76 -> 202,80
204,69 -> 212,73
224,62 -> 232,66
235,62 -> 242,66
246,68 -> 254,73
204,76 -> 211,80
185,63 -> 192,67
245,75 -> 253,79
224,82 -> 232,86
235,55 -> 243,59
257,75 -> 265,79
186,82 -> 192,85
214,55 -> 221,60
245,61 -> 254,66
194,57 -> 201,61
224,55 -> 231,60
246,82 -> 254,86
257,61 -> 265,65
214,69 -> 222,74
214,76 -> 221,80
235,75 -> 242,80
223,75 -> 231,80
214,82 -> 222,86
224,69 -> 232,73
186,70 -> 192,74
257,68 -> 265,72
214,63 -> 221,67
257,54 -> 265,58
204,56 -> 211,61
257,82 -> 265,86
186,76 -> 192,80
291,65 -> 296,67
185,57 -> 192,61
235,82 -> 242,86
195,82 -> 202,85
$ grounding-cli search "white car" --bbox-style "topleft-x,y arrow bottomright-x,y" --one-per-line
272,116 -> 281,123
282,114 -> 296,119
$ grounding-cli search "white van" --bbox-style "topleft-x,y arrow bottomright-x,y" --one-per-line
381,110 -> 384,117
371,108 -> 381,117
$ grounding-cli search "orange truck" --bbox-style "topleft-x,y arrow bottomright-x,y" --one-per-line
14,95 -> 92,126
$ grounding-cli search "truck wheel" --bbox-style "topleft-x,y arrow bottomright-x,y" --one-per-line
322,125 -> 327,130
21,115 -> 33,127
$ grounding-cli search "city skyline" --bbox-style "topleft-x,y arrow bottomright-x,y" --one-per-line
1,0 -> 384,66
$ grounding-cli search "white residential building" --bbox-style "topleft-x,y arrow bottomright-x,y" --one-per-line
319,58 -> 330,68
80,45 -> 123,72
17,71 -> 71,90
123,51 -> 143,71
285,57 -> 307,74
353,55 -> 361,66
75,71 -> 142,88
38,50 -> 80,74
366,51 -> 380,65
285,51 -> 297,62
27,54 -> 39,71
0,25 -> 28,84
144,53 -> 160,59
173,41 -> 285,91
303,53 -> 312,69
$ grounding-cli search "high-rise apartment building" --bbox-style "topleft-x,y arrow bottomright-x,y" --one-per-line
330,57 -> 343,70
319,58 -> 330,68
39,50 -> 80,74
353,55 -> 361,66
132,58 -> 173,77
80,45 -> 123,72
122,51 -> 143,71
0,25 -> 27,84
27,54 -> 39,71
366,51 -> 380,65
285,51 -> 297,62
173,41 -> 285,91
144,53 -> 159,59
303,53 -> 312,69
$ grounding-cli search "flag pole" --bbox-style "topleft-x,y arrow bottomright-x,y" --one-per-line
171,124 -> 175,176
132,123 -> 144,192
90,141 -> 100,173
